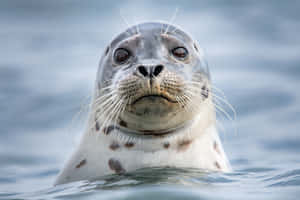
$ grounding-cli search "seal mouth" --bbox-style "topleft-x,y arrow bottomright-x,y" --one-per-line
131,94 -> 177,105
117,118 -> 192,138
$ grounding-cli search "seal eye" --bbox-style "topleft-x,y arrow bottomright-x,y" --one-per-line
114,48 -> 130,64
172,47 -> 188,59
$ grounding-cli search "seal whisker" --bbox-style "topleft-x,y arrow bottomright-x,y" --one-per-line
164,7 -> 179,34
183,85 -> 208,107
212,99 -> 237,136
97,82 -> 114,92
134,17 -> 140,35
111,98 -> 126,128
211,85 -> 227,97
93,91 -> 118,108
107,97 -> 125,124
175,96 -> 186,111
91,93 -> 120,133
183,87 -> 216,118
94,86 -> 115,98
96,96 -> 121,129
68,93 -> 92,130
210,89 -> 237,134
215,118 -> 226,133
160,22 -> 165,34
211,93 -> 236,122
96,93 -> 118,111
93,94 -> 116,110
93,95 -> 115,108
210,85 -> 235,111
184,84 -> 236,136
175,92 -> 201,116
213,103 -> 234,122
180,94 -> 203,114
93,90 -> 115,105
114,96 -> 131,135
69,93 -> 101,135
119,8 -> 134,35
213,108 -> 230,136
101,103 -> 121,135
176,95 -> 191,111
118,83 -> 141,90
175,96 -> 192,115
183,86 -> 204,99
93,97 -> 118,121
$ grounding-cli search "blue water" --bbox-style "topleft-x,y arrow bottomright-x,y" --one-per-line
1,1 -> 300,199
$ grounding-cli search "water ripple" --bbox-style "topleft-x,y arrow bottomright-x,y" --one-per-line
264,169 -> 300,187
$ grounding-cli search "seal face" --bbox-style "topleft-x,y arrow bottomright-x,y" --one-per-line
96,22 -> 210,135
55,22 -> 231,185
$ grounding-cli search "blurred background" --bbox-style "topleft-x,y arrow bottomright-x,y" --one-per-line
0,0 -> 300,199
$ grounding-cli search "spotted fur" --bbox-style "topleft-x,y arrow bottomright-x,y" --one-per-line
201,85 -> 209,99
75,159 -> 86,169
109,141 -> 120,150
215,161 -> 221,170
177,140 -> 192,151
103,126 -> 114,135
214,141 -> 221,155
163,142 -> 170,149
125,142 -> 134,148
108,158 -> 126,174
95,122 -> 100,131
119,120 -> 127,127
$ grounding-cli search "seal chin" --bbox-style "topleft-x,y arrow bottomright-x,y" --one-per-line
127,94 -> 179,117
131,94 -> 177,105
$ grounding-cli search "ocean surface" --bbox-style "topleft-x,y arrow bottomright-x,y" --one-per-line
0,1 -> 300,199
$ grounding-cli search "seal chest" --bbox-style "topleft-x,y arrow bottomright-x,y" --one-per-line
54,22 -> 231,185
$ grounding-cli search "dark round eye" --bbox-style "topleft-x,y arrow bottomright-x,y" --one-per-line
114,48 -> 130,64
172,47 -> 188,59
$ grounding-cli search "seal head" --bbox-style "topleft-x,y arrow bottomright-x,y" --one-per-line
95,22 -> 210,136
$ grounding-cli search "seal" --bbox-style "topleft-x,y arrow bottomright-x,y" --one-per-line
54,22 -> 231,185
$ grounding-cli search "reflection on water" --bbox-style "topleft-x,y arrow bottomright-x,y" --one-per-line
0,0 -> 300,199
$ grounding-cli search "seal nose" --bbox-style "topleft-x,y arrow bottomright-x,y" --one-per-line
137,65 -> 164,78
152,65 -> 164,77
137,66 -> 149,77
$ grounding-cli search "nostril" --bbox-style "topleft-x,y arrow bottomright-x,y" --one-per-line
153,65 -> 164,77
137,66 -> 148,77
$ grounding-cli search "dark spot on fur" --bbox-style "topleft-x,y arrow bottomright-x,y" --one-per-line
194,43 -> 199,52
178,140 -> 192,151
214,141 -> 221,155
215,161 -> 221,169
108,158 -> 126,174
119,119 -> 127,127
75,159 -> 86,169
103,126 -> 114,135
163,142 -> 170,149
125,142 -> 134,148
105,46 -> 109,55
201,85 -> 209,99
110,141 -> 120,150
95,122 -> 100,131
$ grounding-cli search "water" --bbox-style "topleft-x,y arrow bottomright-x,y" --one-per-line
0,0 -> 300,199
